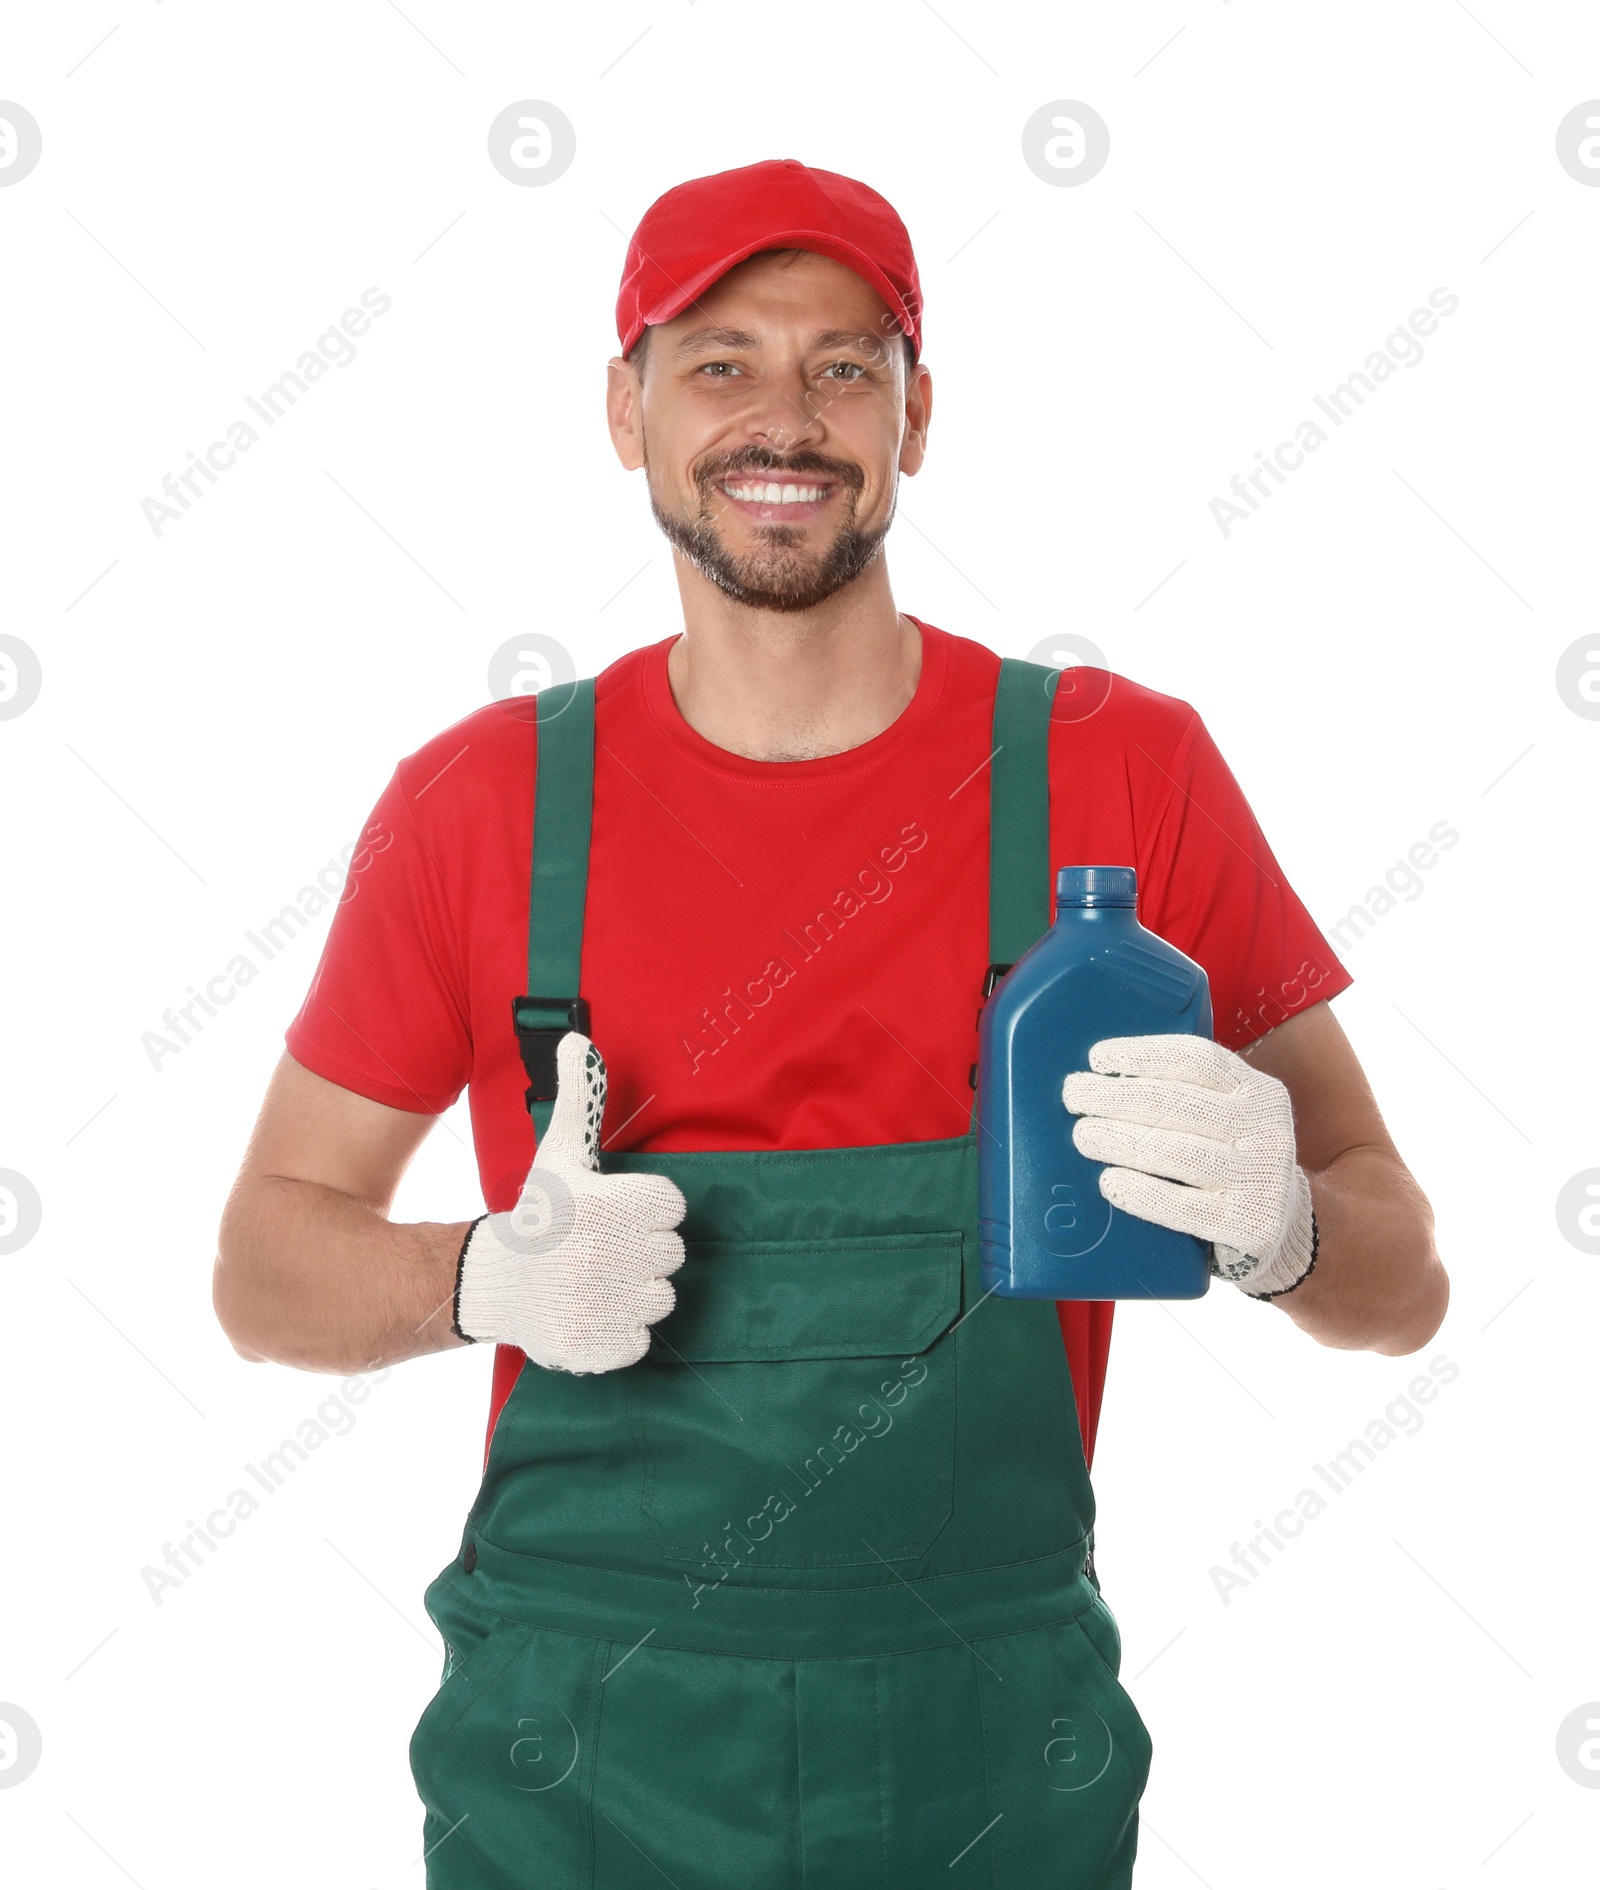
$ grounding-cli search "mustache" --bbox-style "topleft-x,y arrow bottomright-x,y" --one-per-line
696,448 -> 866,493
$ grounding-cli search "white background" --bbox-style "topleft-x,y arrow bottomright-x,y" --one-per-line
2,3 -> 1597,1886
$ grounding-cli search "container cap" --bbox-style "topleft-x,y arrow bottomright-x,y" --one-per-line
1056,865 -> 1137,906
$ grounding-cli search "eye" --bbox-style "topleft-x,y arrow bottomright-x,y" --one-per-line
697,361 -> 742,378
823,361 -> 866,382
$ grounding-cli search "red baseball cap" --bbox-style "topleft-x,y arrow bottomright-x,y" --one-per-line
615,158 -> 923,362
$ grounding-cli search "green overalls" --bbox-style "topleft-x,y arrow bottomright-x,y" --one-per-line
410,660 -> 1153,1888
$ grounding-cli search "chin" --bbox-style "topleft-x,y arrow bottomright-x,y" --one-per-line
652,490 -> 887,612
706,564 -> 851,614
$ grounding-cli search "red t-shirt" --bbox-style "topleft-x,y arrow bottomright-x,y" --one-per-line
285,620 -> 1351,1470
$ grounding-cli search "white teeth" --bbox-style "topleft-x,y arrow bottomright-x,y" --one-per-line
725,480 -> 824,504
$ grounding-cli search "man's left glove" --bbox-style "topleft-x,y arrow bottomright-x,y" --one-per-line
1061,1035 -> 1318,1300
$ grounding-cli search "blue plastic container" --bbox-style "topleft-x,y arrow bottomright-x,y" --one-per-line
977,865 -> 1213,1301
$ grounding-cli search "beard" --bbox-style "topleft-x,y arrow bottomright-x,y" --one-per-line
646,445 -> 891,614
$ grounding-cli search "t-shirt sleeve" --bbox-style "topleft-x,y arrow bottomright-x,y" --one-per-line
1135,709 -> 1353,1049
283,769 -> 472,1114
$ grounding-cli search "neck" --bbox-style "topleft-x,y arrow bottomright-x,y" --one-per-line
664,557 -> 921,762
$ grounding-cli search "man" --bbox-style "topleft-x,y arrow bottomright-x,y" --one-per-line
214,159 -> 1447,1887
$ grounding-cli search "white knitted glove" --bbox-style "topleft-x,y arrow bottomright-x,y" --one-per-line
1061,1035 -> 1318,1300
453,1033 -> 688,1370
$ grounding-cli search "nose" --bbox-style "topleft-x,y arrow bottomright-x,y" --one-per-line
740,367 -> 827,456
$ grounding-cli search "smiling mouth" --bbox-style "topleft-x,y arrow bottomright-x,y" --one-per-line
716,476 -> 839,520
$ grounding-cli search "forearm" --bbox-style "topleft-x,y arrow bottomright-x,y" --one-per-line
1267,1146 -> 1448,1355
215,1175 -> 472,1375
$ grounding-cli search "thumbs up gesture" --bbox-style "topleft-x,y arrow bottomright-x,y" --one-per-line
453,1035 -> 688,1372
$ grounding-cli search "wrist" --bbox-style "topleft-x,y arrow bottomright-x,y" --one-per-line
1249,1205 -> 1320,1301
1244,1169 -> 1319,1301
451,1214 -> 490,1342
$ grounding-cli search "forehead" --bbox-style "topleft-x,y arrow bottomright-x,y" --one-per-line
657,250 -> 897,352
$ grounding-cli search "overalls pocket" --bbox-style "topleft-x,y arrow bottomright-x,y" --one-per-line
969,1615 -> 1152,1889
1066,1599 -> 1154,1801
636,1230 -> 963,1568
410,1575 -> 531,1784
410,1582 -> 603,1889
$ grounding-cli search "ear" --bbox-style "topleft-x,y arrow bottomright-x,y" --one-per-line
606,355 -> 646,472
898,361 -> 933,477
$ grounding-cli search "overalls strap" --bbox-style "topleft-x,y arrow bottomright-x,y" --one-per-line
514,679 -> 596,1139
987,656 -> 1061,971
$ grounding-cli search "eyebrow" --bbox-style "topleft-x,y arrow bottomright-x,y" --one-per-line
671,326 -> 761,357
810,329 -> 891,353
670,325 -> 891,358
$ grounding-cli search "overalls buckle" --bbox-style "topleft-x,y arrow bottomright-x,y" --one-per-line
511,994 -> 591,1107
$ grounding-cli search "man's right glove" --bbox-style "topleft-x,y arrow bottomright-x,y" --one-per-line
452,1033 -> 687,1372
